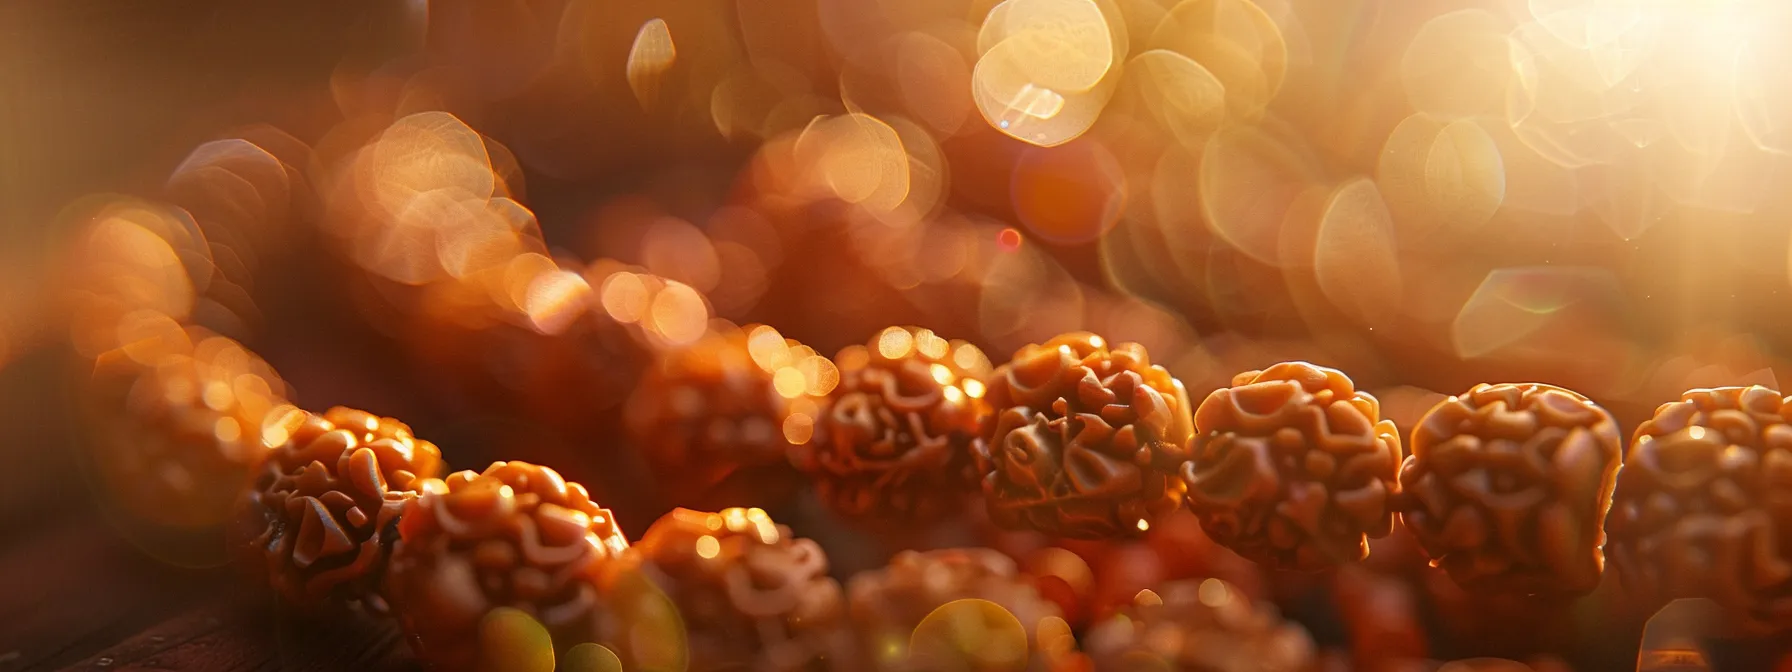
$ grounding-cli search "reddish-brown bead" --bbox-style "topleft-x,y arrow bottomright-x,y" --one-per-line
385,461 -> 629,669
847,548 -> 1068,672
1182,362 -> 1403,570
977,332 -> 1194,539
795,326 -> 993,522
1083,579 -> 1316,672
1606,385 -> 1792,631
1397,383 -> 1622,596
237,406 -> 444,609
601,507 -> 858,671
83,328 -> 289,533
624,325 -> 828,510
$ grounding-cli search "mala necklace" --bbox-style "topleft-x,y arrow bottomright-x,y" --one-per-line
56,108 -> 1792,672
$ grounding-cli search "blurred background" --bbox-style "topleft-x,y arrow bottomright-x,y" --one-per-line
5,0 -> 1792,669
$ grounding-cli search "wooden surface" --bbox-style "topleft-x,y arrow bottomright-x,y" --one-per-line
0,348 -> 415,672
0,513 -> 415,672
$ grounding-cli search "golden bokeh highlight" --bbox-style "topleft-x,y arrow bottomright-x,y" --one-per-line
711,506 -> 781,544
1122,50 -> 1227,148
909,598 -> 1031,671
1450,266 -> 1618,360
1198,124 -> 1316,266
560,643 -> 625,672
626,18 -> 678,109
1196,578 -> 1231,608
62,198 -> 205,359
794,113 -> 914,215
1036,615 -> 1077,657
597,562 -> 690,672
477,607 -> 556,672
593,269 -> 714,347
876,324 -> 915,360
896,31 -> 976,136
1401,10 -> 1511,118
1378,114 -> 1506,239
694,534 -> 721,560
1148,0 -> 1286,121
647,282 -> 709,346
973,38 -> 1120,147
989,0 -> 1117,94
773,366 -> 809,398
521,269 -> 592,336
316,110 -> 563,324
600,272 -> 653,324
639,217 -> 720,294
1312,178 -> 1404,328
363,111 -> 495,217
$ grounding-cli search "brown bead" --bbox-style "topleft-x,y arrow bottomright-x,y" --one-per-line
794,326 -> 993,522
602,507 -> 858,671
236,406 -> 445,609
385,461 -> 629,670
1083,579 -> 1315,672
1397,383 -> 1622,596
1182,362 -> 1403,570
976,332 -> 1194,539
625,324 -> 828,510
407,260 -> 664,426
1606,385 -> 1792,631
847,548 -> 1065,671
83,329 -> 289,532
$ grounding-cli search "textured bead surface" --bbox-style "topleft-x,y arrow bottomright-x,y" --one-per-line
976,332 -> 1194,539
238,406 -> 444,609
385,461 -> 629,669
84,329 -> 289,531
604,507 -> 858,672
625,325 -> 829,510
1397,383 -> 1622,596
1183,362 -> 1403,570
1083,579 -> 1315,672
406,260 -> 664,426
794,326 -> 993,522
846,548 -> 1063,671
1606,385 -> 1792,631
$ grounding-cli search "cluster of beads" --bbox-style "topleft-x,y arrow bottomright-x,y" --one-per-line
55,128 -> 1792,670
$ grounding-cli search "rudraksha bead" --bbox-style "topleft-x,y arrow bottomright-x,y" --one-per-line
975,332 -> 1194,539
625,324 -> 831,510
1397,383 -> 1622,596
1182,362 -> 1403,570
793,326 -> 993,522
1083,579 -> 1315,672
406,260 -> 672,428
385,461 -> 630,669
846,548 -> 1063,671
84,329 -> 289,531
1606,386 -> 1792,630
602,507 -> 858,671
237,406 -> 445,609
